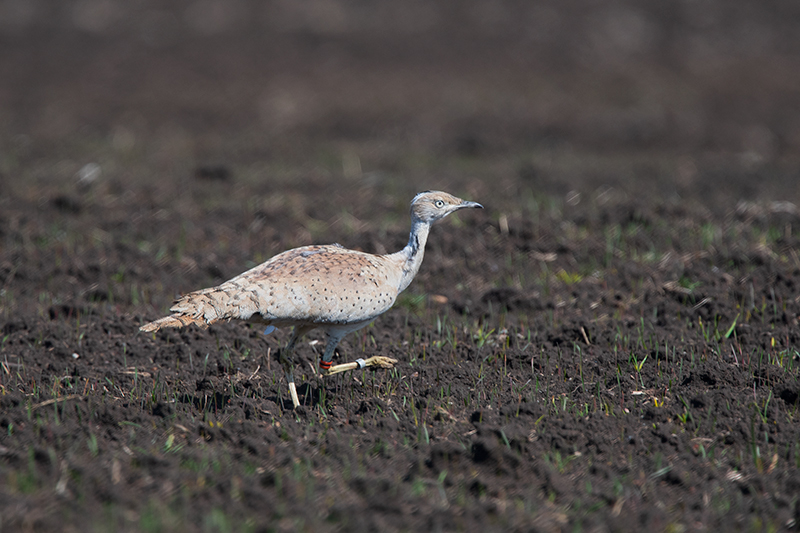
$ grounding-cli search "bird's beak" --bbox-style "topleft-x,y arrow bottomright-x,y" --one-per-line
458,200 -> 483,210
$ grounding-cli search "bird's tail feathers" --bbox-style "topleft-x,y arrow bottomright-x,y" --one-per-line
139,289 -> 227,333
139,313 -> 210,333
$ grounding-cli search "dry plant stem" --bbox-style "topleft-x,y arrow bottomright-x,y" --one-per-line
288,382 -> 300,409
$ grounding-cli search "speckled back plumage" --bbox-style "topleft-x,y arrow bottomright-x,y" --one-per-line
142,244 -> 404,332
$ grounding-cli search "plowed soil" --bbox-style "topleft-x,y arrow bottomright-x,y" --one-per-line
2,2 -> 800,532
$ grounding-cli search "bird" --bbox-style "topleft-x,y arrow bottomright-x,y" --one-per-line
140,191 -> 483,408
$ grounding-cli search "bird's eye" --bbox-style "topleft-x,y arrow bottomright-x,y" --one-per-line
434,200 -> 445,208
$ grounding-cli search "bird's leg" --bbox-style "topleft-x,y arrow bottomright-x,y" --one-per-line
319,334 -> 398,377
317,334 -> 342,375
280,326 -> 311,409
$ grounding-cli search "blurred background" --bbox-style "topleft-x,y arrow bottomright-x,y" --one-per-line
4,5 -> 800,531
1,0 -> 799,204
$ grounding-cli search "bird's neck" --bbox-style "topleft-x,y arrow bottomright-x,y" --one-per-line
390,218 -> 431,294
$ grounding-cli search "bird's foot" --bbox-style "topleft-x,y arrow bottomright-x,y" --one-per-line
365,356 -> 399,369
321,356 -> 398,377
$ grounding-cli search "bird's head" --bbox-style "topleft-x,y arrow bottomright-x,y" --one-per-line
410,191 -> 483,224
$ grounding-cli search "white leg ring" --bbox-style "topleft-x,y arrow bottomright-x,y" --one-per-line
355,358 -> 366,369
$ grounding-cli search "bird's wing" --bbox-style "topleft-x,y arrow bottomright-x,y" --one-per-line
144,245 -> 402,331
224,245 -> 403,325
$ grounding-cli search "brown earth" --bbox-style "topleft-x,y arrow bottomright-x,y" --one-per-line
2,2 -> 800,532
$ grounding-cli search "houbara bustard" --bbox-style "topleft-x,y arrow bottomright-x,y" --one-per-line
140,191 -> 483,408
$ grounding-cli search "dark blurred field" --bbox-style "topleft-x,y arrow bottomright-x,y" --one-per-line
2,2 -> 800,531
